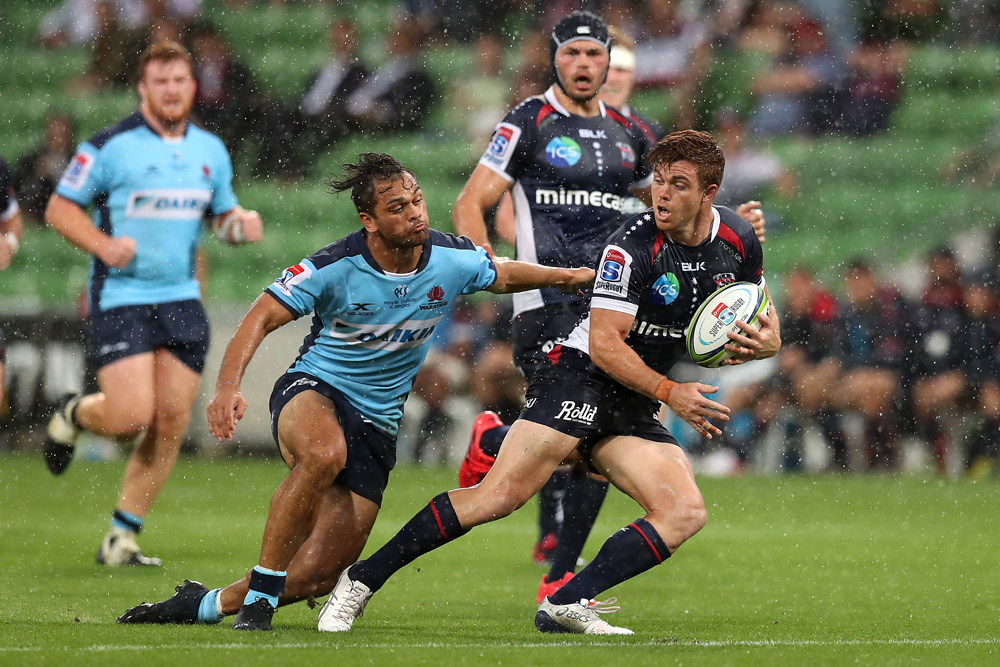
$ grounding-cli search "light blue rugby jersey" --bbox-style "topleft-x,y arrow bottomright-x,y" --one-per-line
264,229 -> 497,436
55,112 -> 239,311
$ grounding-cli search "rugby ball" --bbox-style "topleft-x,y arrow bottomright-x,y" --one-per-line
686,282 -> 769,368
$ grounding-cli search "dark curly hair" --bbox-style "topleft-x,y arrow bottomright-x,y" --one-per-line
328,153 -> 416,215
647,130 -> 725,190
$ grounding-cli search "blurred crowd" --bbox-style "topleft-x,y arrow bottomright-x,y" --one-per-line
19,0 -> 1000,188
9,1 -> 1000,477
408,232 -> 1000,478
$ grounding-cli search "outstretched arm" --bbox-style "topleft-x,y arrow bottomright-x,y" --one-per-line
486,259 -> 594,295
453,165 -> 512,257
207,293 -> 295,441
589,307 -> 731,439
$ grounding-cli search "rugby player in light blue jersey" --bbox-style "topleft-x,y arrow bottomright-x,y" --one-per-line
43,41 -> 263,567
115,152 -> 595,631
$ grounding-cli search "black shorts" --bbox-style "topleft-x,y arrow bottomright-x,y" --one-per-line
512,301 -> 588,381
520,346 -> 677,468
0,325 -> 5,363
269,372 -> 397,507
87,300 -> 210,373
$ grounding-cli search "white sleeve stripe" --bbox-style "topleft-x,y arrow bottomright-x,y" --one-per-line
1,198 -> 19,222
476,157 -> 514,183
591,297 -> 639,316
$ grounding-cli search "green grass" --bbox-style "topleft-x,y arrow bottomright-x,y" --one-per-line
1,456 -> 998,665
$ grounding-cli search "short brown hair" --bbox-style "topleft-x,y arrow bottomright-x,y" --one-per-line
607,25 -> 635,52
138,40 -> 193,80
647,130 -> 725,190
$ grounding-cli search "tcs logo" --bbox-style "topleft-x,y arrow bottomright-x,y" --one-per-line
545,136 -> 582,167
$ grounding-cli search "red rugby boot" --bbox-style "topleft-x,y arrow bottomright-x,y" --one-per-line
459,411 -> 505,488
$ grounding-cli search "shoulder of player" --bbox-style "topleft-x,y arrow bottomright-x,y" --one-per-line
714,206 -> 759,250
627,110 -> 664,142
85,112 -> 149,151
607,210 -> 659,255
428,229 -> 480,253
503,95 -> 550,129
185,121 -> 228,152
305,229 -> 368,271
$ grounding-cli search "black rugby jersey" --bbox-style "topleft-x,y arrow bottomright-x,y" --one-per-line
479,86 -> 653,316
563,206 -> 764,376
622,105 -> 665,144
0,155 -> 18,221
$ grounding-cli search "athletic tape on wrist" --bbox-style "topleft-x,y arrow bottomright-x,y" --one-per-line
655,377 -> 676,405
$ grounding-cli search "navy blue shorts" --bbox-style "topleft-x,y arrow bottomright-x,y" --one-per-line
87,300 -> 210,373
520,346 -> 677,466
269,372 -> 397,507
0,325 -> 5,363
512,301 -> 588,382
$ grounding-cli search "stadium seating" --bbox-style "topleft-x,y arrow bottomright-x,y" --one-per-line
2,0 -> 999,303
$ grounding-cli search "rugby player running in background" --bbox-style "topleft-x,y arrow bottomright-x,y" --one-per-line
321,131 -> 780,636
116,153 -> 595,631
44,41 -> 263,566
0,154 -> 25,408
456,12 -> 767,601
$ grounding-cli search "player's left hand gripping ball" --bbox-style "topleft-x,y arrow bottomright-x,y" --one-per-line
723,308 -> 780,365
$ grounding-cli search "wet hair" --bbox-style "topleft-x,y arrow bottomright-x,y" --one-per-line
647,130 -> 725,189
137,40 -> 193,80
846,257 -> 874,274
328,153 -> 416,216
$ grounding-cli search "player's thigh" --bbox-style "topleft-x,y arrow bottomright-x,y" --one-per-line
151,348 -> 202,428
455,419 -> 579,524
914,370 -> 965,411
589,436 -> 705,535
96,352 -> 157,428
792,359 -> 841,409
839,368 -> 897,413
276,390 -> 348,472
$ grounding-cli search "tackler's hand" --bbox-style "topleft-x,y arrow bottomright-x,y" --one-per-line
556,267 -> 596,297
735,200 -> 766,243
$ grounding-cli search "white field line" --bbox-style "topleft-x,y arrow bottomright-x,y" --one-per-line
1,639 -> 999,652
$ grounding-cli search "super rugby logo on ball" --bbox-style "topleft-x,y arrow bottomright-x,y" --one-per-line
686,282 -> 769,368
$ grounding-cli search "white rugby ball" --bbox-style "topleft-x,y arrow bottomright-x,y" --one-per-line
686,282 -> 769,368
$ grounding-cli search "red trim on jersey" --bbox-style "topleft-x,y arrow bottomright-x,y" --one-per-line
651,231 -> 665,265
630,522 -> 663,564
629,114 -> 656,142
606,106 -> 634,130
717,223 -> 745,259
536,104 -> 558,126
547,344 -> 563,365
429,500 -> 448,539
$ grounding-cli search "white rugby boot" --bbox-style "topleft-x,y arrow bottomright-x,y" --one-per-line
317,564 -> 373,632
97,527 -> 162,566
535,596 -> 634,635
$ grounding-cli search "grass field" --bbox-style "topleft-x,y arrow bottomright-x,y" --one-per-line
1,455 -> 998,666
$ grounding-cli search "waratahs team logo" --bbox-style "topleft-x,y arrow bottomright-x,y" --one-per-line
427,286 -> 445,301
650,273 -> 680,305
545,136 -> 582,167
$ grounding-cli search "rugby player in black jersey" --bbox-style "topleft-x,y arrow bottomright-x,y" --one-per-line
455,11 -> 766,581
318,130 -> 781,635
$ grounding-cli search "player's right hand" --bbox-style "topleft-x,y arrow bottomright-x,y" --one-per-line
99,236 -> 137,268
207,382 -> 247,442
666,382 -> 730,439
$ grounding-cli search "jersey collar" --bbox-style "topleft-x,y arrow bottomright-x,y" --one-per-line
353,229 -> 433,275
662,207 -> 721,245
543,86 -> 607,118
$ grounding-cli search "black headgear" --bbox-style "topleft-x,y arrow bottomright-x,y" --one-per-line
549,11 -> 612,95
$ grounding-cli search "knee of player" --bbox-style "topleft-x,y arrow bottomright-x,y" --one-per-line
480,484 -> 531,520
662,496 -> 707,541
297,444 -> 347,480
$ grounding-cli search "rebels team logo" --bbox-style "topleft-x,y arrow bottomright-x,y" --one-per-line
714,272 -> 736,287
712,302 -> 736,326
616,142 -> 636,167
650,273 -> 680,305
274,263 -> 312,296
545,136 -> 582,167
600,249 -> 626,282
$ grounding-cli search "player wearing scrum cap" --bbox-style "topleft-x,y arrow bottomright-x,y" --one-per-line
43,40 -> 263,567
319,131 -> 780,636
